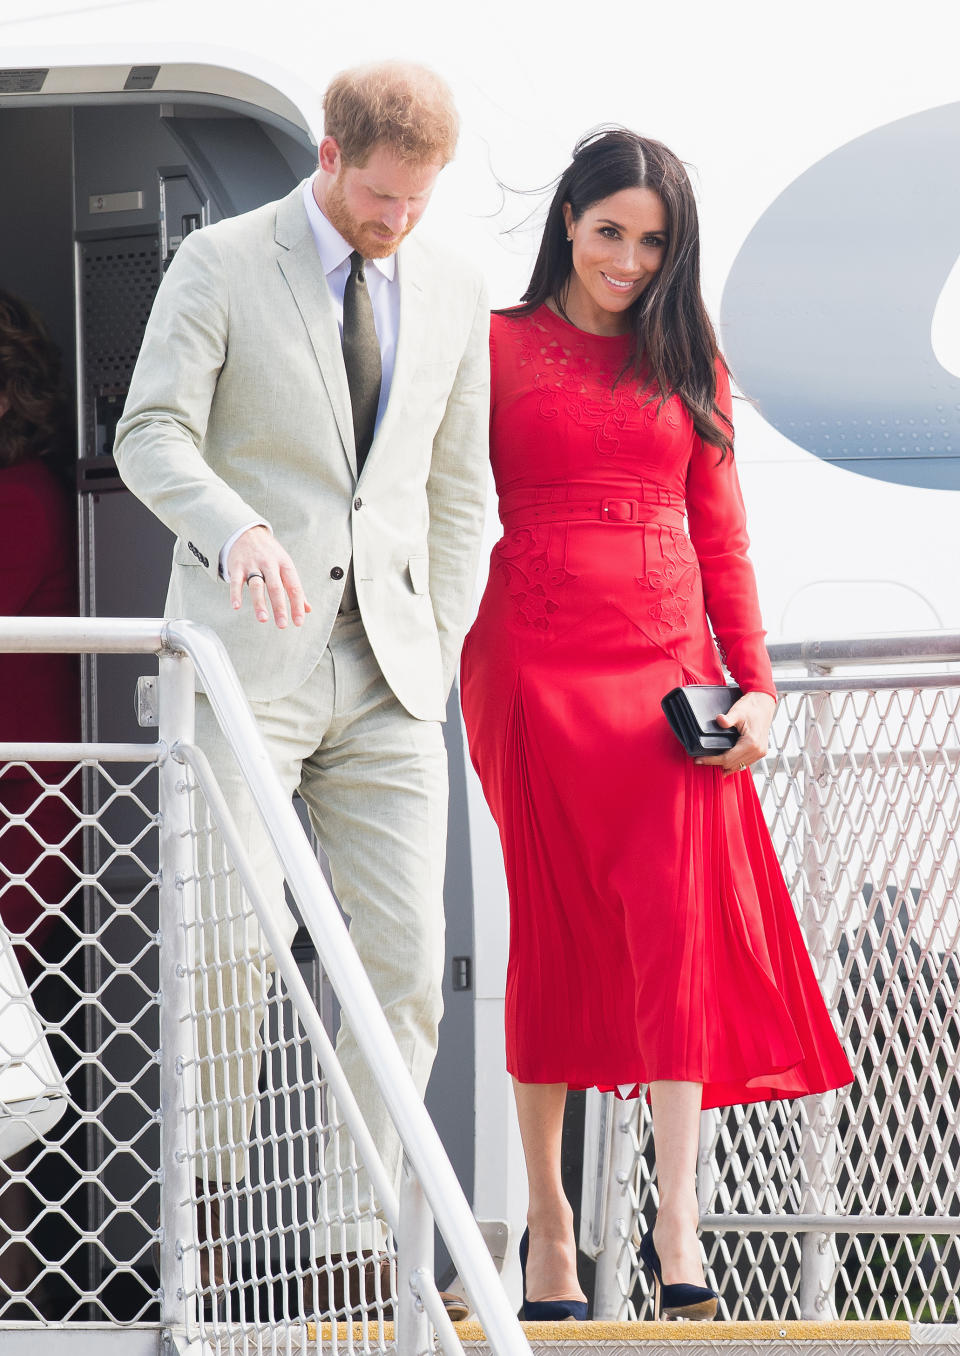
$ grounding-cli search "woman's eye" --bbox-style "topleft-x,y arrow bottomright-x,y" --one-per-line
599,226 -> 619,239
643,236 -> 666,248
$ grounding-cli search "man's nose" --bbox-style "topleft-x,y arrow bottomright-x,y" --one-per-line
382,201 -> 410,235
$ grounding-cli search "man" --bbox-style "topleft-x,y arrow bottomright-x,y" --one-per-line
114,62 -> 488,1317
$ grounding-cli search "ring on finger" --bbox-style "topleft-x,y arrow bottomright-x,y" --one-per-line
739,761 -> 747,772
246,571 -> 265,584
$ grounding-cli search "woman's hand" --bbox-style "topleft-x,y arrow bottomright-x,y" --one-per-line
695,690 -> 776,776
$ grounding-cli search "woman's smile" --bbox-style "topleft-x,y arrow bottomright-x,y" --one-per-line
600,271 -> 642,292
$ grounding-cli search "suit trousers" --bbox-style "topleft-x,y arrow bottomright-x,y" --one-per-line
192,611 -> 448,1252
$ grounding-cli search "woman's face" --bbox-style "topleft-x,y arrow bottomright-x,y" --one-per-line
562,187 -> 668,334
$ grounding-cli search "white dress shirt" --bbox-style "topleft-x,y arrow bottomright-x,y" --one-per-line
219,176 -> 401,579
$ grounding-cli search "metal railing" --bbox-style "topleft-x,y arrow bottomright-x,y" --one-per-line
0,617 -> 530,1356
585,633 -> 960,1327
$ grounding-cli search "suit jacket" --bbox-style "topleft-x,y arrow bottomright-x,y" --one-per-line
114,183 -> 490,720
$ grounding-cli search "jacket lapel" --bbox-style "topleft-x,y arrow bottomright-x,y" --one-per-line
361,237 -> 426,478
274,188 -> 357,478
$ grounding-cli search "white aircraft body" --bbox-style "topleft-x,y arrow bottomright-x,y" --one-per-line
1,0 -> 959,1297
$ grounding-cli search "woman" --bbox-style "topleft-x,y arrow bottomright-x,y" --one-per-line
0,291 -> 79,1309
0,288 -> 79,951
459,130 -> 853,1321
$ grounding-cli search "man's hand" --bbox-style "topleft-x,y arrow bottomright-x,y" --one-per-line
227,525 -> 310,628
695,690 -> 776,776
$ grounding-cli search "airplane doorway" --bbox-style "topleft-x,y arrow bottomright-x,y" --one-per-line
0,77 -> 475,1317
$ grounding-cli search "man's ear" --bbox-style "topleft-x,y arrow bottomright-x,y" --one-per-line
317,136 -> 342,176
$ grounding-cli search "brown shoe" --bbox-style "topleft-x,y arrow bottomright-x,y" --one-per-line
303,1252 -> 395,1319
302,1256 -> 468,1323
196,1182 -> 228,1291
152,1182 -> 228,1293
439,1290 -> 469,1322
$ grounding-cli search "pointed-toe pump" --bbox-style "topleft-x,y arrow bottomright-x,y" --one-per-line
638,1231 -> 718,1321
518,1228 -> 589,1322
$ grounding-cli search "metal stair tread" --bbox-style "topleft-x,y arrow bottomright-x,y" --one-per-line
305,1319 -> 911,1343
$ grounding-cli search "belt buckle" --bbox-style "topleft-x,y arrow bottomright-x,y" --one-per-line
601,497 -> 639,523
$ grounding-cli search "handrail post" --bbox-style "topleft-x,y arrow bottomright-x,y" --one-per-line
158,650 -> 201,1342
588,1092 -> 636,1319
397,1155 -> 433,1356
797,678 -> 841,1318
697,1105 -> 720,1293
798,1090 -> 839,1318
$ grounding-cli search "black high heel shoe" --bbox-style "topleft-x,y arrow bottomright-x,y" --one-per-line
638,1231 -> 718,1321
518,1228 -> 588,1322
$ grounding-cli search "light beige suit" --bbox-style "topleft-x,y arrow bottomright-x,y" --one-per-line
114,183 -> 489,1241
116,184 -> 489,714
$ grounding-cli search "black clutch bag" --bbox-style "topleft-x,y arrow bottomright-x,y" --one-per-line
661,684 -> 742,757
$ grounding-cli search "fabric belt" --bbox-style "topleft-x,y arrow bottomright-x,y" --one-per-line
501,496 -> 686,531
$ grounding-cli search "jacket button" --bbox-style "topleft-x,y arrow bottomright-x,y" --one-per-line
330,566 -> 344,580
354,497 -> 362,510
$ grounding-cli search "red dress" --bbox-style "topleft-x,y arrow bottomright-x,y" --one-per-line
460,306 -> 852,1108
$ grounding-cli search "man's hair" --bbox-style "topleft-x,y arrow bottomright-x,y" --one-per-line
323,61 -> 459,167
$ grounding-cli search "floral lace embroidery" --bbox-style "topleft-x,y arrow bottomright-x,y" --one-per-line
504,314 -> 681,457
494,527 -> 576,630
635,533 -> 700,635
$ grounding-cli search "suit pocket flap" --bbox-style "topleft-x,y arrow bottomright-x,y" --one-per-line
407,556 -> 430,594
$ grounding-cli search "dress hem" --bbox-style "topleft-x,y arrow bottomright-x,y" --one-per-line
507,1063 -> 854,1110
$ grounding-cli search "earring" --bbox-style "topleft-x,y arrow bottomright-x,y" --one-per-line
566,235 -> 573,242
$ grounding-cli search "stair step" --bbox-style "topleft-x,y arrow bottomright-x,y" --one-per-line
307,1318 -> 912,1344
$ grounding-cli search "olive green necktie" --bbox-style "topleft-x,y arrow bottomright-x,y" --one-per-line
342,250 -> 382,473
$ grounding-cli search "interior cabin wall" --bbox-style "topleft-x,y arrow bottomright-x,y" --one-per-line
73,103 -> 206,239
72,104 -> 192,746
0,106 -> 77,432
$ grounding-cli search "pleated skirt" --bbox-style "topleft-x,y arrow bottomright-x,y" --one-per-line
460,521 -> 853,1107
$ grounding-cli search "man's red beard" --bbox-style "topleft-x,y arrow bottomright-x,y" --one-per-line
323,176 -> 413,259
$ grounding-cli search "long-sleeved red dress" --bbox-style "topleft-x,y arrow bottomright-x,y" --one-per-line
460,306 -> 853,1107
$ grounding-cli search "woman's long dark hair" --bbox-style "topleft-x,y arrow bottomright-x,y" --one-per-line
508,128 -> 733,455
0,289 -> 72,470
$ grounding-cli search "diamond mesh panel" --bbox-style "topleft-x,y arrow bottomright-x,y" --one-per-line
0,752 -> 421,1351
171,765 -> 413,1353
605,683 -> 960,1323
0,757 -> 159,1323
